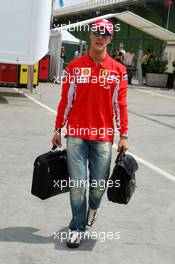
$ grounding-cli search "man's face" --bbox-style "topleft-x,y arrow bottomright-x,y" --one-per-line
89,29 -> 112,52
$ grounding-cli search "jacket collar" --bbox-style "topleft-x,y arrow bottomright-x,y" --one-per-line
84,52 -> 110,68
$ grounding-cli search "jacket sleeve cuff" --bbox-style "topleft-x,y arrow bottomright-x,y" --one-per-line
120,133 -> 128,139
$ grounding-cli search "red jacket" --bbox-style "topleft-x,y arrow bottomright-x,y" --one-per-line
55,53 -> 128,142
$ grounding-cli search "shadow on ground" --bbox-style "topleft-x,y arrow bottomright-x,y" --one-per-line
0,226 -> 97,251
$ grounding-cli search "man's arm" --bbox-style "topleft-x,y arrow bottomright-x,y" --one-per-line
115,65 -> 129,152
52,64 -> 75,147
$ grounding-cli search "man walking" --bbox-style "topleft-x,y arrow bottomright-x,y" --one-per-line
52,19 -> 128,248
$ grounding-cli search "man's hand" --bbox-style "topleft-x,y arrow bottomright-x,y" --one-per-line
118,138 -> 128,153
52,130 -> 62,148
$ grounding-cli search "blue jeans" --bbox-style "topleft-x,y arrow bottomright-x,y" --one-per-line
66,136 -> 112,232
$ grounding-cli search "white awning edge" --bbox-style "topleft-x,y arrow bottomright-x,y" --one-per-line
52,0 -> 129,17
52,13 -> 116,31
52,11 -> 175,45
116,12 -> 175,43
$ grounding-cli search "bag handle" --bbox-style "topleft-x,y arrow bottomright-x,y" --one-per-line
116,150 -> 125,163
51,145 -> 57,151
51,145 -> 65,152
50,145 -> 60,152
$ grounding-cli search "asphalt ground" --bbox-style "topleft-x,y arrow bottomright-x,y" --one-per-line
0,83 -> 175,264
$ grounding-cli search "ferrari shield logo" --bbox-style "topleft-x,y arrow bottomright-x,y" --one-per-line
100,69 -> 109,77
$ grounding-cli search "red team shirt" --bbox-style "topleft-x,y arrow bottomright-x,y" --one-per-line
55,53 -> 128,142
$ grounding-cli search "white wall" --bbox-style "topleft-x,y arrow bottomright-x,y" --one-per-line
0,0 -> 52,64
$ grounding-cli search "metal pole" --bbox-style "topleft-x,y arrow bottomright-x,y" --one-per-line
51,0 -> 54,28
59,58 -> 64,83
79,40 -> 83,56
137,41 -> 143,86
166,2 -> 171,30
27,65 -> 34,92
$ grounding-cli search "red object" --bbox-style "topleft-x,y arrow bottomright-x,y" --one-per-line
92,19 -> 113,35
55,53 -> 128,142
167,0 -> 173,6
0,63 -> 19,84
39,54 -> 50,81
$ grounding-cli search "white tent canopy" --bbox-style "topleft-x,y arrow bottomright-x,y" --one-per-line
49,29 -> 86,80
62,29 -> 86,44
50,29 -> 86,44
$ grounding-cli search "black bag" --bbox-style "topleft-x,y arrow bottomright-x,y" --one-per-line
107,152 -> 138,204
31,147 -> 70,200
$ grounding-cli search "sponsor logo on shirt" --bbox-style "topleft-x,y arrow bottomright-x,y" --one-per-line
74,68 -> 81,75
71,67 -> 120,86
100,69 -> 119,80
123,73 -> 128,81
100,69 -> 110,78
107,75 -> 118,81
76,77 -> 89,83
73,67 -> 91,77
63,69 -> 69,76
82,68 -> 91,76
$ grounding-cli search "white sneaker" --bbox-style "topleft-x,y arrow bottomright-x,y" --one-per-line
66,230 -> 81,248
87,208 -> 98,227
